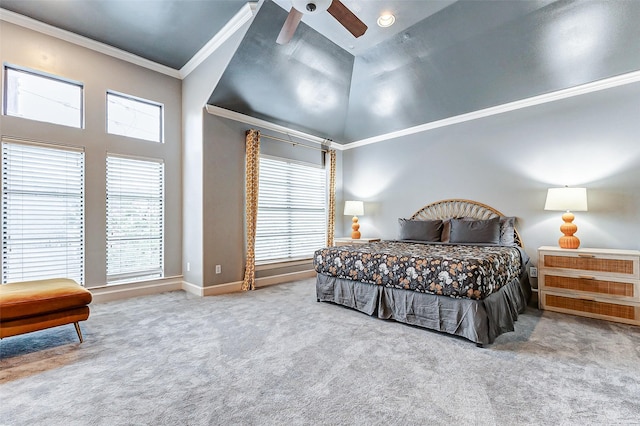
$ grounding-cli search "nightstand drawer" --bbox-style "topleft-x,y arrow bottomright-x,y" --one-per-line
542,293 -> 640,325
542,274 -> 637,299
543,254 -> 637,277
538,246 -> 640,325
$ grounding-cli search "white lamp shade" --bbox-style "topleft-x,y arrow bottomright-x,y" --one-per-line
344,200 -> 364,216
544,187 -> 588,212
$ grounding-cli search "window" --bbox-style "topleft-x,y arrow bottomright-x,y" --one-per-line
255,156 -> 327,263
3,65 -> 83,128
2,139 -> 85,284
107,91 -> 163,143
106,156 -> 164,284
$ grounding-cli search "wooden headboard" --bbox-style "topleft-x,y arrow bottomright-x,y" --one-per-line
410,199 -> 524,248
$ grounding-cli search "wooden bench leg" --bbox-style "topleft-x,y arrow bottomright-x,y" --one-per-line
74,322 -> 84,343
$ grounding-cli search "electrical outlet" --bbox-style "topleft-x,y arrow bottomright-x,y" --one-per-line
215,265 -> 221,274
530,266 -> 538,278
186,262 -> 190,272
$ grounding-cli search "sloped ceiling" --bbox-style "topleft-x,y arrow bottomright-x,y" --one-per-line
0,0 -> 250,70
208,0 -> 355,141
209,0 -> 640,144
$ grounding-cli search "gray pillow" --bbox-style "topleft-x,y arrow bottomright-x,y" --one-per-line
499,216 -> 516,246
449,217 -> 500,244
398,219 -> 443,242
440,218 -> 453,243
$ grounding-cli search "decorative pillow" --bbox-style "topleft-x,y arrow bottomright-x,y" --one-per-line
499,216 -> 516,246
440,218 -> 452,243
449,217 -> 500,244
398,219 -> 443,242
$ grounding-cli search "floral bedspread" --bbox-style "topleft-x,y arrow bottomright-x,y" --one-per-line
313,241 -> 522,300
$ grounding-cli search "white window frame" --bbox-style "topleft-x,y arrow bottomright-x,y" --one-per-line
106,154 -> 164,284
1,138 -> 85,285
106,91 -> 164,143
3,64 -> 84,128
255,155 -> 327,264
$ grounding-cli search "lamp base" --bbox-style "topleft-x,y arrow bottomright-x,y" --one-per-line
558,211 -> 580,249
351,216 -> 361,239
559,235 -> 580,249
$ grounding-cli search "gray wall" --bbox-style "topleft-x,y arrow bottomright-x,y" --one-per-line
341,81 -> 640,267
201,113 -> 339,284
181,20 -> 250,287
0,21 -> 183,287
202,114 -> 245,285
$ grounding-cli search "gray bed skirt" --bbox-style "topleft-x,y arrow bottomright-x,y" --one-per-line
316,273 -> 530,345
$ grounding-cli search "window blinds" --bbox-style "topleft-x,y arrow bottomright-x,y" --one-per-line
1,140 -> 85,284
106,156 -> 164,284
255,157 -> 326,263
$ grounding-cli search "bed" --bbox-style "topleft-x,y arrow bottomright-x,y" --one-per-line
313,199 -> 531,346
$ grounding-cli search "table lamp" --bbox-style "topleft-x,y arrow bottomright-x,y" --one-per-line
344,200 -> 364,239
544,187 -> 588,249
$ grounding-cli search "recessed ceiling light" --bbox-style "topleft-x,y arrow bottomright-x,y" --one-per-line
377,13 -> 395,28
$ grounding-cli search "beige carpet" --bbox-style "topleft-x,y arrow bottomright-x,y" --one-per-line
1,278 -> 639,425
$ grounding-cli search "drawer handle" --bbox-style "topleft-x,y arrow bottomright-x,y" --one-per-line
578,275 -> 596,280
579,296 -> 596,301
577,254 -> 596,258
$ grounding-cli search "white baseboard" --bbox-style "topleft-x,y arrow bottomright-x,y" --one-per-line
89,270 -> 316,302
184,280 -> 244,297
255,269 -> 316,288
184,269 -> 316,297
90,277 -> 183,303
181,280 -> 205,297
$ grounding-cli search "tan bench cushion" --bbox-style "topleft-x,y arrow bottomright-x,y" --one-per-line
0,278 -> 92,321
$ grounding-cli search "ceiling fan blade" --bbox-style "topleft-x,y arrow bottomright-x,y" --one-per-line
276,7 -> 304,45
326,0 -> 367,38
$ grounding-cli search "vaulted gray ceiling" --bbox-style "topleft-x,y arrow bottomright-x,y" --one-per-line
4,0 -> 640,145
209,0 -> 640,144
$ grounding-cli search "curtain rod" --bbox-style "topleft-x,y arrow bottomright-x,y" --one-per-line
259,133 -> 330,153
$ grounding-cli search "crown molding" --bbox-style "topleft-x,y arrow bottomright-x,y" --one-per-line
179,3 -> 256,78
205,105 -> 340,149
207,69 -> 640,151
342,69 -> 640,150
0,2 -> 257,80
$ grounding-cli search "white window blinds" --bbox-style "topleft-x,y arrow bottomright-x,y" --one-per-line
106,156 -> 164,284
255,156 -> 327,263
1,140 -> 85,284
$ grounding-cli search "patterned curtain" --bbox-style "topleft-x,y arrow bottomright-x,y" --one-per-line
242,129 -> 260,291
326,149 -> 336,247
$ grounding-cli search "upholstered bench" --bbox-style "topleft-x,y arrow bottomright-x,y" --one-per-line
0,278 -> 92,342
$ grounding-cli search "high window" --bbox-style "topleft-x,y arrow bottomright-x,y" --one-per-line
107,91 -> 163,143
106,156 -> 164,284
255,156 -> 327,263
1,139 -> 85,284
3,65 -> 83,128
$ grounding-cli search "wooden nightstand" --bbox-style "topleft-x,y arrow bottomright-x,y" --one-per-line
538,246 -> 640,326
334,237 -> 381,247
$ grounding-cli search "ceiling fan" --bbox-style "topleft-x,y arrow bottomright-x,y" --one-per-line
276,0 -> 368,45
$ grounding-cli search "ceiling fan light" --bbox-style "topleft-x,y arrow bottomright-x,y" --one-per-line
292,0 -> 331,14
377,13 -> 396,28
